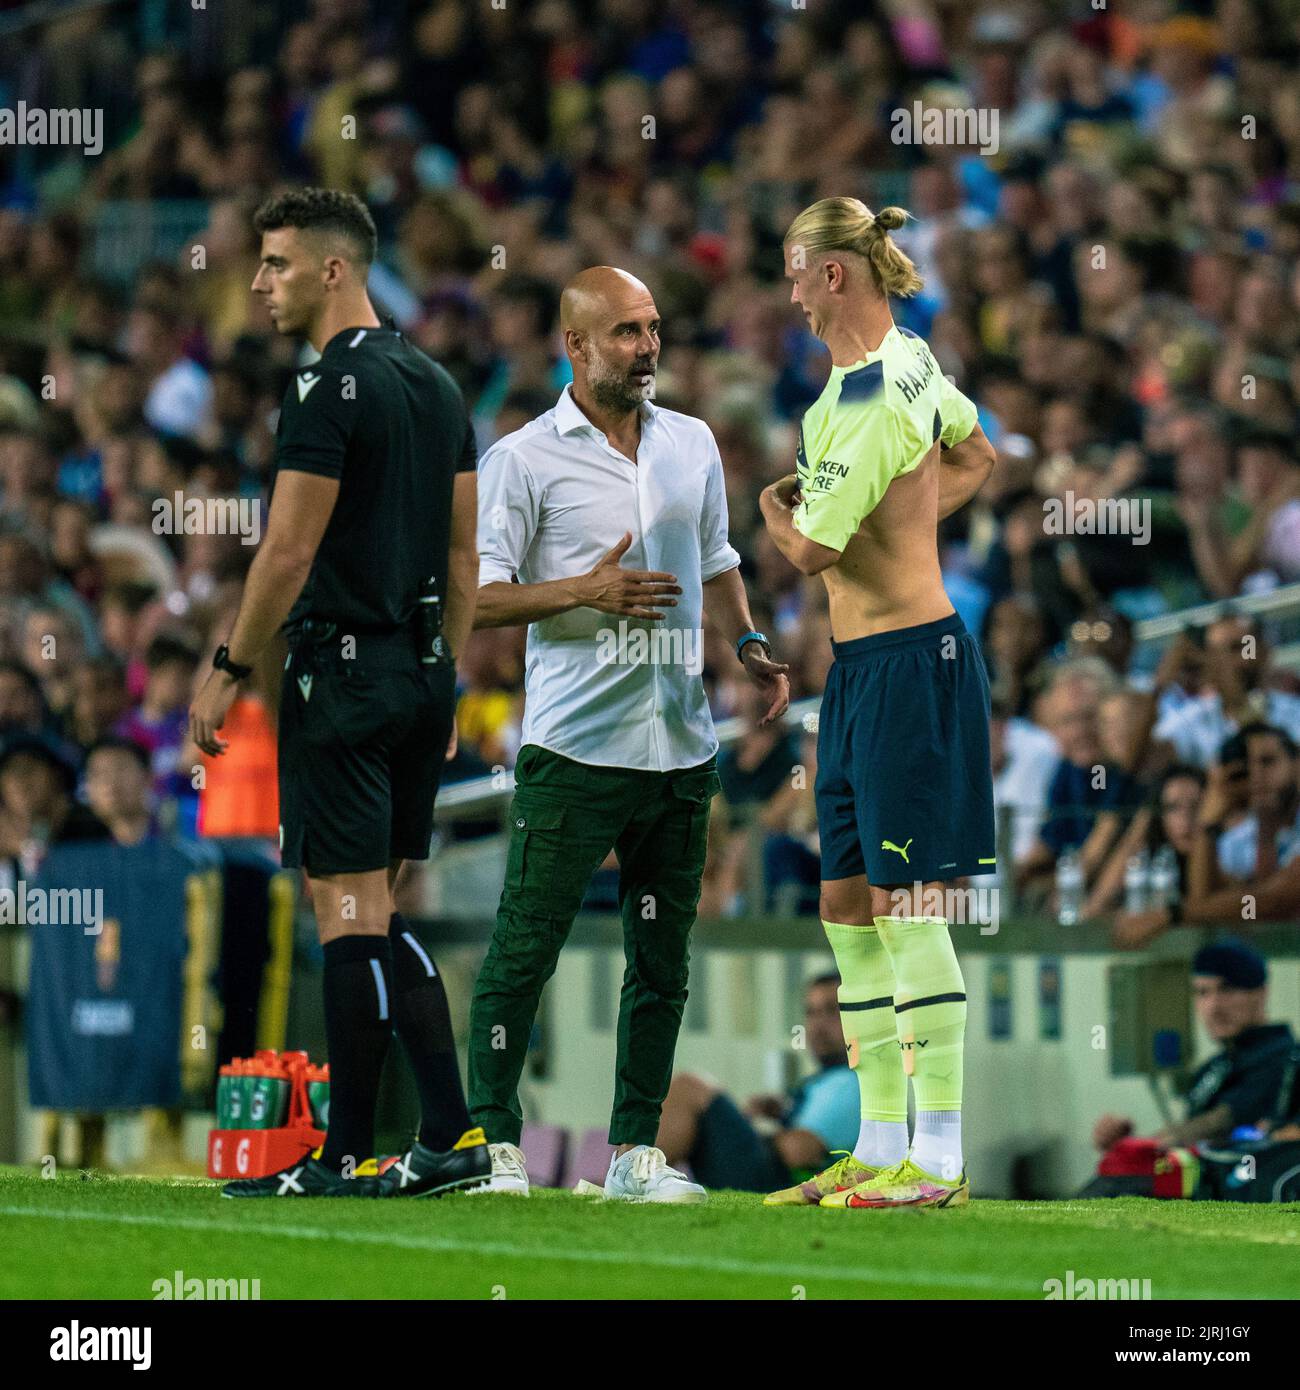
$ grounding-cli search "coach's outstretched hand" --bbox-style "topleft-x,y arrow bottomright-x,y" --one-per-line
578,532 -> 683,620
741,641 -> 790,727
189,669 -> 240,756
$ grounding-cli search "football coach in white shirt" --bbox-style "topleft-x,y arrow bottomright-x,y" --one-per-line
466,266 -> 789,1202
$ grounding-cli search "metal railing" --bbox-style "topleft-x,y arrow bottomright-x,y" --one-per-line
1133,581 -> 1300,646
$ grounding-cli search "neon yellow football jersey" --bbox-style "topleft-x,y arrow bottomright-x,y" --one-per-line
792,325 -> 978,553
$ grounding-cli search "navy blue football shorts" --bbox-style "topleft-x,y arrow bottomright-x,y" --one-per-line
814,612 -> 996,886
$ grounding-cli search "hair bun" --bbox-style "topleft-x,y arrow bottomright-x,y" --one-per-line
874,206 -> 908,234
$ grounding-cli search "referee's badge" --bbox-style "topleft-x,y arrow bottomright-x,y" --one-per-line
298,674 -> 313,702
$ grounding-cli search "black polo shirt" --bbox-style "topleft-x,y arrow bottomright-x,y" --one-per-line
271,322 -> 477,638
1184,1022 -> 1296,1127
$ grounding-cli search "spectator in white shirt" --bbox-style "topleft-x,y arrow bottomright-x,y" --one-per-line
1151,615 -> 1300,769
1214,724 -> 1300,881
126,302 -> 213,443
989,694 -> 1059,889
1122,723 -> 1300,946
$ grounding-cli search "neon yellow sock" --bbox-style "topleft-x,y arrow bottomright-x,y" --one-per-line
874,916 -> 966,1111
822,921 -> 907,1123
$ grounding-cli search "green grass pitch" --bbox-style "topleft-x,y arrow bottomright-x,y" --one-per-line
2,1165 -> 1299,1300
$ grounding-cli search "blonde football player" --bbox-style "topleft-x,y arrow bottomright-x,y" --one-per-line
759,198 -> 996,1209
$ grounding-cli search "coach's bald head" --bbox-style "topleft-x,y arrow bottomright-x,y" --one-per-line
561,266 -> 660,415
560,266 -> 650,332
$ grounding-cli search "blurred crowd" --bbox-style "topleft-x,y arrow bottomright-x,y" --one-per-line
1,0 -> 1298,940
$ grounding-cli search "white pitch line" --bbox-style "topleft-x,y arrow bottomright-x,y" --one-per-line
1001,1202 -> 1300,1247
0,1202 -> 1255,1299
0,1203 -> 1046,1294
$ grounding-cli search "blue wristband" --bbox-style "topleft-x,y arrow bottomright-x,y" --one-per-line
736,631 -> 770,663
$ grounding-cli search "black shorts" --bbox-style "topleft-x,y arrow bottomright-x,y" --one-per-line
277,635 -> 456,876
815,612 -> 996,885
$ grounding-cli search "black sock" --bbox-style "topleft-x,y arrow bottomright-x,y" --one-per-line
389,912 -> 472,1151
319,935 -> 393,1172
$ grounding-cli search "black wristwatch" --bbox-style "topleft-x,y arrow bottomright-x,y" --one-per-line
213,644 -> 253,681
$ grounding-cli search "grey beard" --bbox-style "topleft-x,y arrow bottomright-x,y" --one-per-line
591,375 -> 647,413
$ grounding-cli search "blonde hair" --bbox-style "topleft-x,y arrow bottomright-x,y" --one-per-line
784,197 -> 924,299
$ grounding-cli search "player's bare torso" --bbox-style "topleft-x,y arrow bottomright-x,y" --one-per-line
818,440 -> 954,641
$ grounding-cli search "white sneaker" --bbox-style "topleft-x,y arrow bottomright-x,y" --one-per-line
465,1142 -> 529,1196
604,1145 -> 707,1204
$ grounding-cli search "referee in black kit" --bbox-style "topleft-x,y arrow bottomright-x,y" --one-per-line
189,188 -> 488,1198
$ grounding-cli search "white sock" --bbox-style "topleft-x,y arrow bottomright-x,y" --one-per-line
852,1119 -> 909,1169
910,1110 -> 963,1179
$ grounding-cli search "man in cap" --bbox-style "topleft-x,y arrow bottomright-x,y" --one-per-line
1092,939 -> 1295,1153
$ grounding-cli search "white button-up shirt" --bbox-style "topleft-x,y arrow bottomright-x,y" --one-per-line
476,385 -> 741,771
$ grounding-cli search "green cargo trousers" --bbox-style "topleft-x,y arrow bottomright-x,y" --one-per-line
468,743 -> 720,1147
